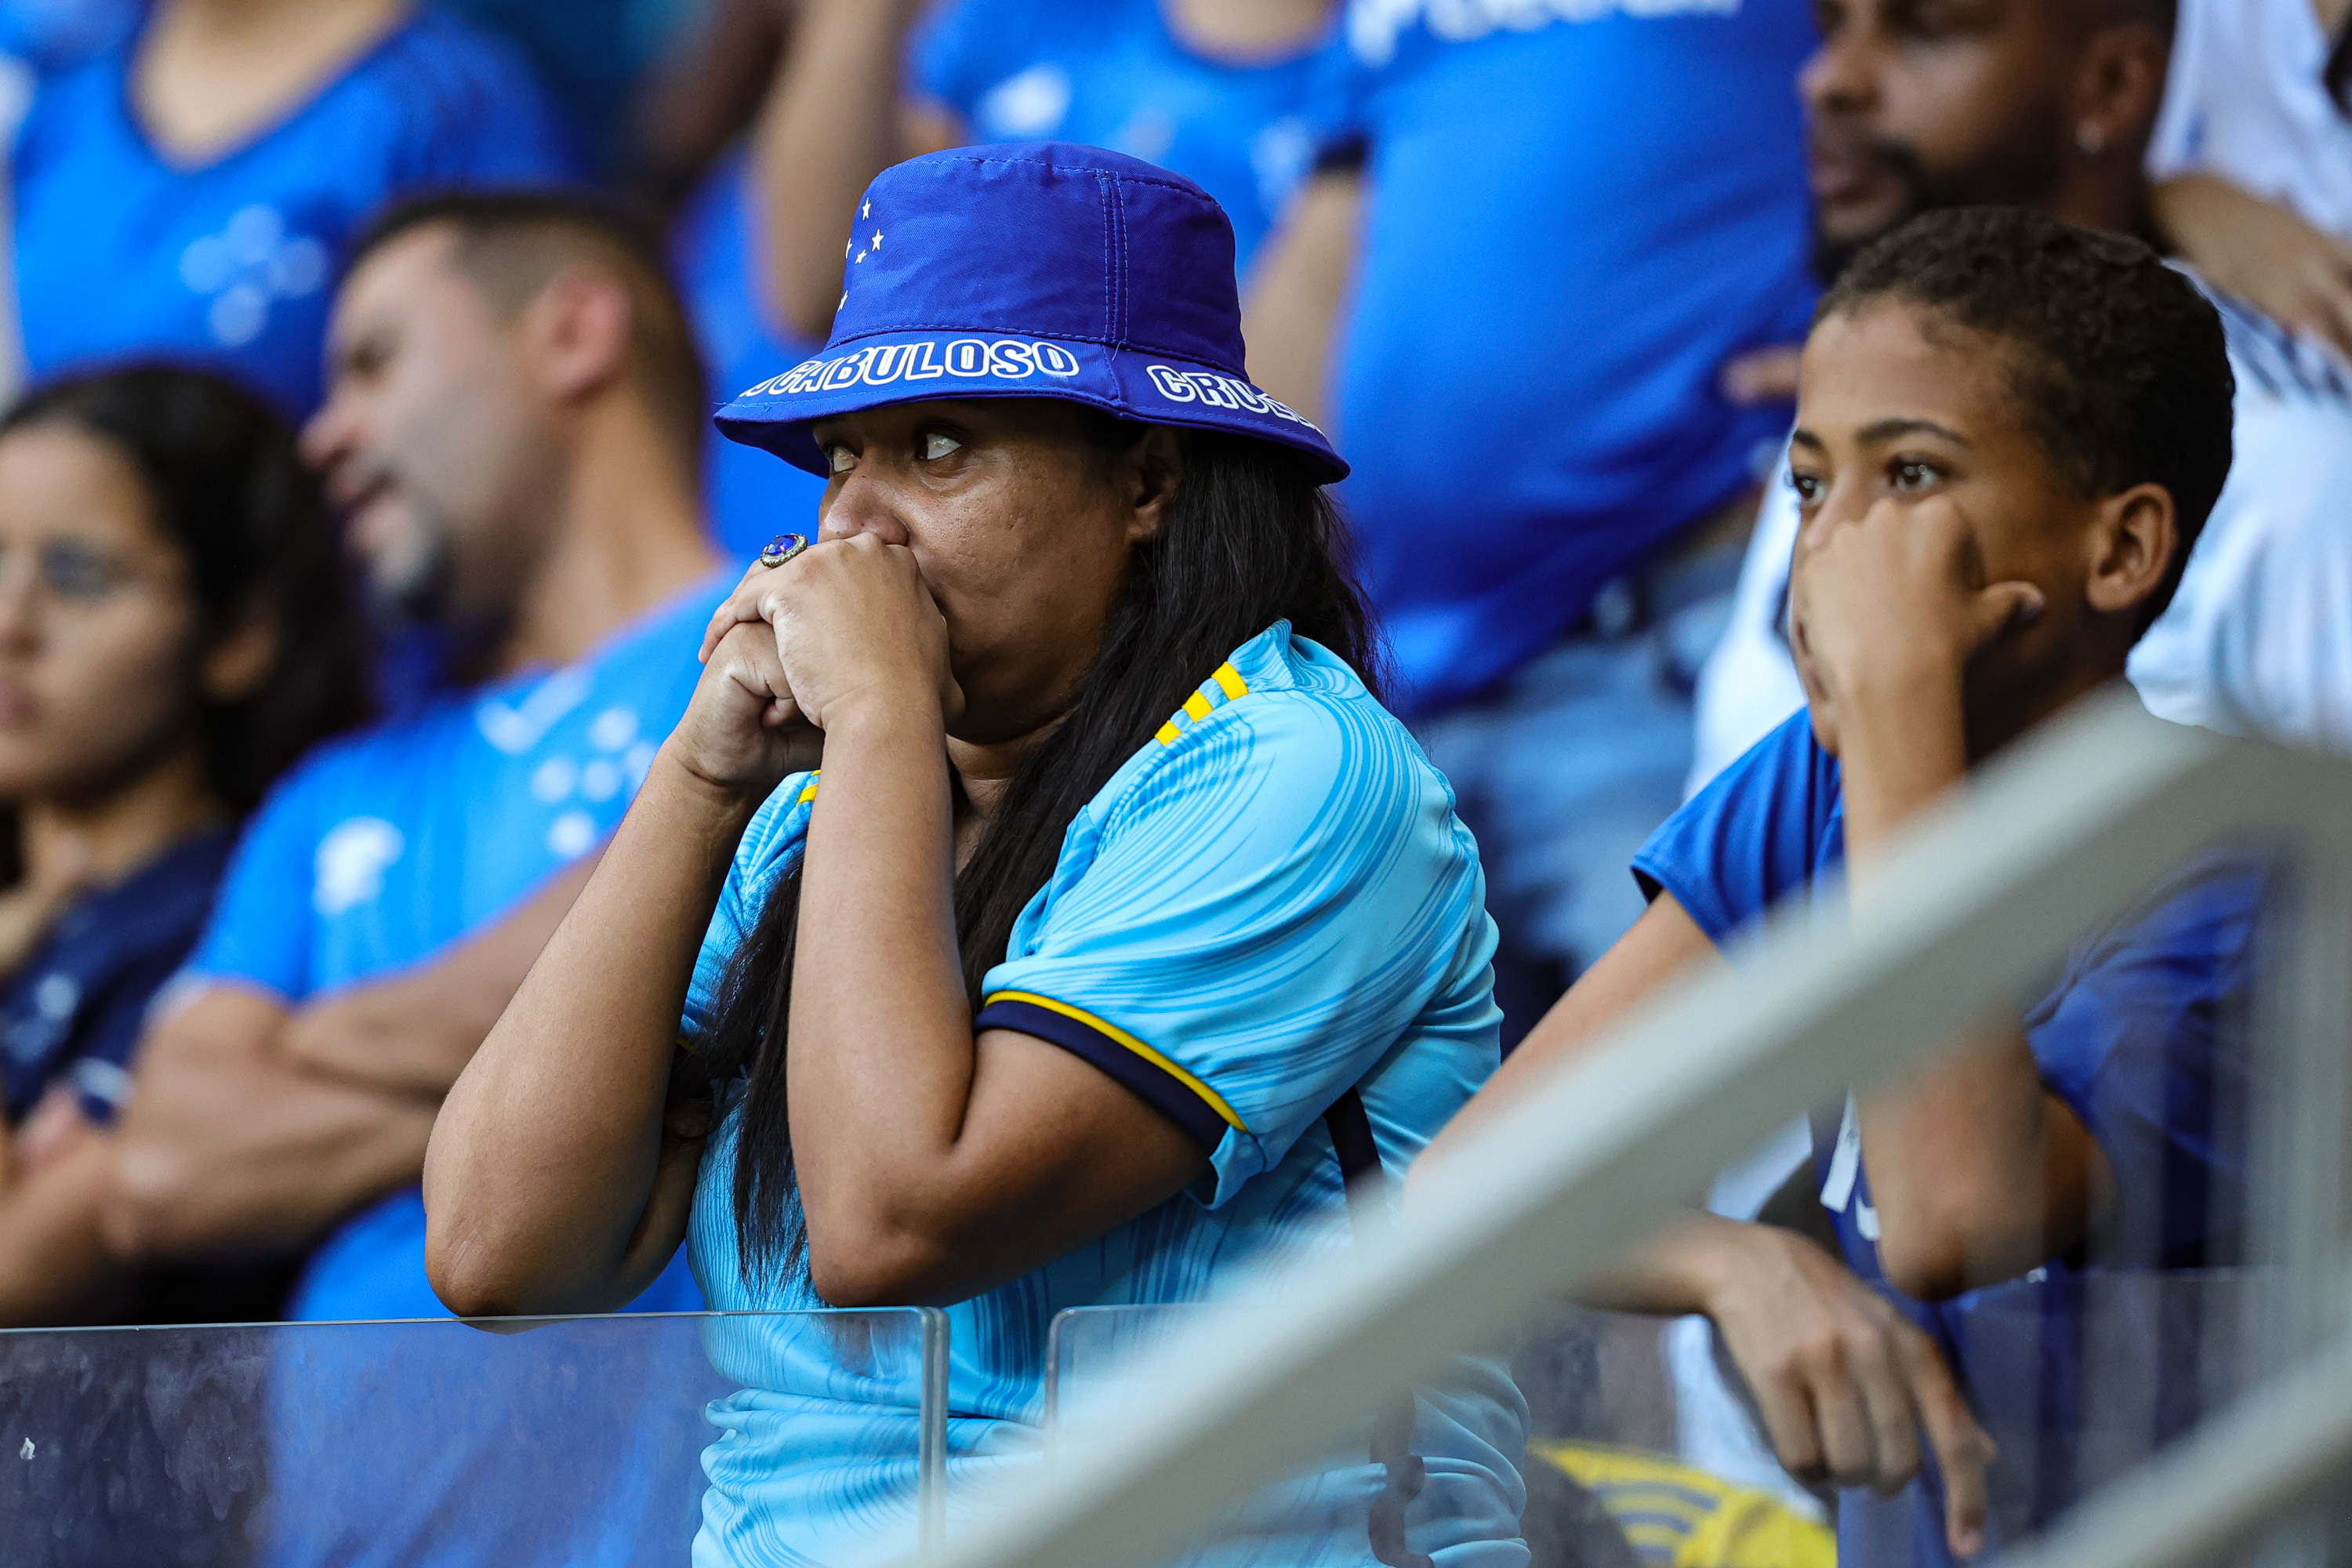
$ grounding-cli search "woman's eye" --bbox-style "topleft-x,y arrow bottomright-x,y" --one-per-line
823,444 -> 855,475
1891,459 -> 1941,491
1789,470 -> 1824,505
919,432 -> 962,462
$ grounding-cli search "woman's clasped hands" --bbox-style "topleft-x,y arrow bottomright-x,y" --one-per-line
679,534 -> 961,797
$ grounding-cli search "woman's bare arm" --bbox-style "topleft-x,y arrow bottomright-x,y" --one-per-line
422,751 -> 753,1318
0,1128 -> 129,1325
1241,169 -> 1364,433
749,0 -> 962,341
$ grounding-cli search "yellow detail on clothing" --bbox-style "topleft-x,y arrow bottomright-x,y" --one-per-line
1154,662 -> 1253,746
1534,1441 -> 1836,1568
675,1034 -> 695,1055
982,989 -> 1249,1132
797,779 -> 819,804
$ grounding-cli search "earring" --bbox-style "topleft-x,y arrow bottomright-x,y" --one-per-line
2077,122 -> 2107,156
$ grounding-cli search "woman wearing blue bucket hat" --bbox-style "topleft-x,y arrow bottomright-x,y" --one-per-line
424,143 -> 1526,1566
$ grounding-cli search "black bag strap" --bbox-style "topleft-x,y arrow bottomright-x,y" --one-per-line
1320,1087 -> 1435,1568
1323,1087 -> 1386,1221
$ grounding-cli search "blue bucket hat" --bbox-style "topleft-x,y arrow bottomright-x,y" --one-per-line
713,142 -> 1348,483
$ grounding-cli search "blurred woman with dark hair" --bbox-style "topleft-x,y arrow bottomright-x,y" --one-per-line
0,364 -> 371,1326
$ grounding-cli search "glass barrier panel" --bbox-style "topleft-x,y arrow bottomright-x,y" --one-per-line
0,1307 -> 946,1568
941,833 -> 2351,1568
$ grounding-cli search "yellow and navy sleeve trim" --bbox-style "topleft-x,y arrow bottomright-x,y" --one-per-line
1153,662 -> 1249,746
975,989 -> 1246,1152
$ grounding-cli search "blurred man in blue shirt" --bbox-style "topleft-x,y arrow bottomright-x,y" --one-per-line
1247,0 -> 1819,1040
13,0 -> 576,419
107,192 -> 730,1567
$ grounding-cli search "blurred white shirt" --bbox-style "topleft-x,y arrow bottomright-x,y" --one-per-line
1689,287 -> 2352,792
2150,0 -> 2352,243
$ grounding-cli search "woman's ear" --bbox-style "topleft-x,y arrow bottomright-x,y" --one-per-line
2084,481 -> 2177,622
1125,426 -> 1185,543
201,608 -> 280,704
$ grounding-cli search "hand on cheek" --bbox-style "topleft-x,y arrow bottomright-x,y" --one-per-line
1794,495 -> 2045,718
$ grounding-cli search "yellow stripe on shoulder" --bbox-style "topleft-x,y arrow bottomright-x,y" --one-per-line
1154,661 -> 1254,746
983,990 -> 1249,1133
797,775 -> 820,804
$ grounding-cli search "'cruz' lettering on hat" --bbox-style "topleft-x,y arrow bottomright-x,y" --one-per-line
1145,365 -> 1316,429
743,338 -> 1086,401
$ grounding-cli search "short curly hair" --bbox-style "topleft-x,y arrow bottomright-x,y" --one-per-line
1817,207 -> 2234,632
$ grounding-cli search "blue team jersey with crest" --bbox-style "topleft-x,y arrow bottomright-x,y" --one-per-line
1634,710 -> 2268,1564
1325,0 -> 1818,717
185,577 -> 729,1568
13,4 -> 576,418
679,623 -> 1527,1567
912,0 -> 1330,271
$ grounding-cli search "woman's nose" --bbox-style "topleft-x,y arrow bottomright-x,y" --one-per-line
816,474 -> 911,546
0,564 -> 42,648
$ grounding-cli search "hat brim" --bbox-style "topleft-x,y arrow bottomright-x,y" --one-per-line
713,332 -> 1348,484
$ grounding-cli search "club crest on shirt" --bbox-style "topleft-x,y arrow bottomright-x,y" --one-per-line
314,817 -> 405,917
176,205 -> 329,349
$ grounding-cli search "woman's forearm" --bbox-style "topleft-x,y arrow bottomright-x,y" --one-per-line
0,1134 -> 126,1325
750,0 -> 931,341
423,750 -> 760,1316
785,696 -> 973,1301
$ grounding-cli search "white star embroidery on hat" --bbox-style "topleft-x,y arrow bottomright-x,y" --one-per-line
854,250 -> 866,263
862,200 -> 871,218
871,230 -> 884,249
837,292 -> 847,310
844,238 -> 852,259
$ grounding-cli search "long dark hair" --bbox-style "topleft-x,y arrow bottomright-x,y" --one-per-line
0,365 -> 374,818
691,418 -> 1381,1282
2331,17 -> 2352,115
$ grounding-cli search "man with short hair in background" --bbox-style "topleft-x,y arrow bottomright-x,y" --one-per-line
1693,0 -> 2352,782
106,191 -> 733,1568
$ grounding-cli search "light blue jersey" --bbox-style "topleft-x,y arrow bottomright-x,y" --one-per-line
681,623 -> 1526,1566
186,574 -> 731,1568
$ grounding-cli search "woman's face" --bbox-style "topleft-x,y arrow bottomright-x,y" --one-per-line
809,399 -> 1177,744
0,423 -> 209,801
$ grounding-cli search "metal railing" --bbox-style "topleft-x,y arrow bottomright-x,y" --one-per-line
909,691 -> 2352,1568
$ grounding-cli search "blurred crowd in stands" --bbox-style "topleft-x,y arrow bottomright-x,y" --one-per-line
0,0 -> 2346,1565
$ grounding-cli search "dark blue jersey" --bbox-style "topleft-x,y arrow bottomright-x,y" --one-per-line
1635,710 -> 2267,1562
1,825 -> 230,1126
